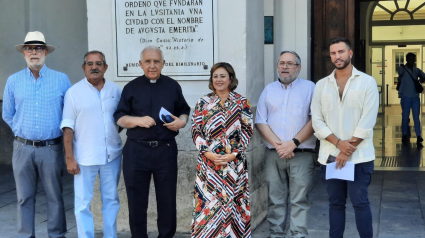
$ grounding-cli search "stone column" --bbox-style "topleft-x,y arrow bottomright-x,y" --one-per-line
274,0 -> 312,80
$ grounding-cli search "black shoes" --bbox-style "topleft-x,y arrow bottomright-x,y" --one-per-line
403,135 -> 424,148
417,136 -> 424,148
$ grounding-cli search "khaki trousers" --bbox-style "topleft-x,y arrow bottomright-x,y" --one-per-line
264,148 -> 316,238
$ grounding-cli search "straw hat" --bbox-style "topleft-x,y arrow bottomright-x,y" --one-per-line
15,31 -> 55,53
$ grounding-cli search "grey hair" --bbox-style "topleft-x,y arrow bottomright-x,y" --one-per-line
278,50 -> 301,65
140,46 -> 164,61
83,50 -> 106,65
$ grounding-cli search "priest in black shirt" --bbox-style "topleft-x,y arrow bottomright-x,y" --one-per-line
114,46 -> 190,238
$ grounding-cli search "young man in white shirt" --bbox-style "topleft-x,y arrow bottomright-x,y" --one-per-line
311,37 -> 379,238
256,51 -> 316,238
61,51 -> 123,238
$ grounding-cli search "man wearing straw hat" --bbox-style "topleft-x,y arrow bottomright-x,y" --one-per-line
2,31 -> 71,238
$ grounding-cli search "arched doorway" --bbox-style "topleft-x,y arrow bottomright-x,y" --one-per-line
365,0 -> 425,168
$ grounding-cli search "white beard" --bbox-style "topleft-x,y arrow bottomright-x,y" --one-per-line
25,54 -> 46,69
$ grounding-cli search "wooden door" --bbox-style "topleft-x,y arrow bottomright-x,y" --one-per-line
313,0 -> 357,82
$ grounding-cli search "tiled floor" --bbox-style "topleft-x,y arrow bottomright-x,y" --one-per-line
3,166 -> 425,238
374,105 -> 425,170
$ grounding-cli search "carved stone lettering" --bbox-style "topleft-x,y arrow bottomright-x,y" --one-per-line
115,0 -> 215,78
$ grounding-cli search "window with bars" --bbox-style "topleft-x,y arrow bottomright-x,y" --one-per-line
373,0 -> 425,21
395,52 -> 405,74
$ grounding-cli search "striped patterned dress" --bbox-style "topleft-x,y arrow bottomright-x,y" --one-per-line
191,91 -> 253,238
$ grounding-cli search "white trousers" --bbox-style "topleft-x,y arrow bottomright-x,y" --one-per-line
74,158 -> 121,238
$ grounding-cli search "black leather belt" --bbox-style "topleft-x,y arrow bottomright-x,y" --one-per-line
135,140 -> 167,147
15,136 -> 62,147
294,148 -> 316,153
268,148 -> 316,153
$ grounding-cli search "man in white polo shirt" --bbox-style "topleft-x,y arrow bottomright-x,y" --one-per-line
61,51 -> 123,238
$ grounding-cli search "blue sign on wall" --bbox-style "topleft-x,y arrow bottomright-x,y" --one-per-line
264,16 -> 273,44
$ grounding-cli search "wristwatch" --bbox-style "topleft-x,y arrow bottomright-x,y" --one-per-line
232,152 -> 238,158
292,138 -> 300,147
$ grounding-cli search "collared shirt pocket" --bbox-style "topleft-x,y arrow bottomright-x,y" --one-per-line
347,90 -> 365,108
321,94 -> 333,112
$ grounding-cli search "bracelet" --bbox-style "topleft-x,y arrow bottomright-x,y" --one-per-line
336,139 -> 341,148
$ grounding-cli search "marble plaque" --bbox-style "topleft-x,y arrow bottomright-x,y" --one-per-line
114,0 -> 217,79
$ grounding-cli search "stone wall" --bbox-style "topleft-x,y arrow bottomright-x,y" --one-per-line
0,0 -> 89,99
247,119 -> 268,230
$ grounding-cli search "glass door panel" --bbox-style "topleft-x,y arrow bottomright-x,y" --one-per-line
371,46 -> 386,162
371,47 -> 385,114
422,45 -> 425,114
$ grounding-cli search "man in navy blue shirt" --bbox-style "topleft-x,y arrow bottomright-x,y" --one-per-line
398,53 -> 425,145
114,46 -> 190,238
2,31 -> 70,238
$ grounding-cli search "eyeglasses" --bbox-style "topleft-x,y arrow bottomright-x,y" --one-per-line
23,46 -> 46,53
84,61 -> 105,67
278,62 -> 299,68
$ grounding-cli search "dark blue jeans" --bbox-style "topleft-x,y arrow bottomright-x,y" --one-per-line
401,96 -> 421,136
321,161 -> 374,238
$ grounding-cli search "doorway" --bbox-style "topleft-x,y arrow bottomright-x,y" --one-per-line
370,45 -> 424,109
364,0 -> 425,169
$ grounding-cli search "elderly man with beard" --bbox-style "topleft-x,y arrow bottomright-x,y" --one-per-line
61,51 -> 122,238
311,37 -> 379,238
2,31 -> 70,238
255,51 -> 316,238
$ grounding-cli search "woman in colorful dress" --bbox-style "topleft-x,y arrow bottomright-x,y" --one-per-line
191,62 -> 253,238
